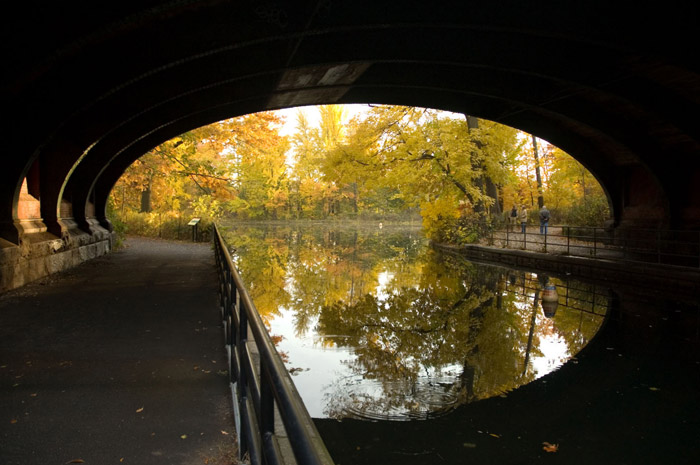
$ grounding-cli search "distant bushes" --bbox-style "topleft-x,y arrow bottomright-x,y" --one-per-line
113,210 -> 213,242
551,195 -> 610,227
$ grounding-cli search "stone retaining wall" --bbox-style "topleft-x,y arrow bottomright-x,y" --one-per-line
433,241 -> 700,301
0,223 -> 114,293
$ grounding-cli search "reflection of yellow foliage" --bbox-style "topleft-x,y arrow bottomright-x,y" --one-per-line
222,224 -> 607,420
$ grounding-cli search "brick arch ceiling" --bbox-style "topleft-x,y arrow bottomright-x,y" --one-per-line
2,0 -> 700,239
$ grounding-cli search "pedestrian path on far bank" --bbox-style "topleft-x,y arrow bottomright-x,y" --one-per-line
486,226 -> 625,260
0,237 -> 236,465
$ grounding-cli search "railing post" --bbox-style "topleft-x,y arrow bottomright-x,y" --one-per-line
238,300 -> 248,389
566,226 -> 570,255
227,273 -> 234,346
593,227 -> 597,257
260,364 -> 276,436
237,298 -> 249,458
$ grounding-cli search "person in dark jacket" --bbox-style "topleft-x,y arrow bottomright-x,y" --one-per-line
509,205 -> 518,231
539,205 -> 551,235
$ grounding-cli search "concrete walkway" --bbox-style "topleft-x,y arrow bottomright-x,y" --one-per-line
487,226 -> 625,260
0,237 -> 236,465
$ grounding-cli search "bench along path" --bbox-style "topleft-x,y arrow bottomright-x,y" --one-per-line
0,237 -> 236,465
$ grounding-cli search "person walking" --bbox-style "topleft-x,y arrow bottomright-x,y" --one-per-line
539,205 -> 551,235
509,205 -> 518,231
519,205 -> 528,233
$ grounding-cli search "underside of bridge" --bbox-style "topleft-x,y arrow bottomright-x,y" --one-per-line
1,0 -> 699,290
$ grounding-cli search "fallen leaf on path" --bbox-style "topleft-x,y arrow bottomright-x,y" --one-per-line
66,460 -> 85,464
542,442 -> 559,453
221,430 -> 229,435
489,433 -> 501,438
181,434 -> 188,439
649,387 -> 660,391
136,407 -> 144,413
10,419 -> 18,424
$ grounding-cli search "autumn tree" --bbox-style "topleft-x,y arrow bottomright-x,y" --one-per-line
111,111 -> 289,235
111,104 -> 610,240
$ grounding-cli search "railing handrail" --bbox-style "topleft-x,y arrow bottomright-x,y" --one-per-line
486,221 -> 700,268
213,224 -> 335,465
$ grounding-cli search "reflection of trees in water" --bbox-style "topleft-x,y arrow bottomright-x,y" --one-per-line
318,254 -> 520,418
318,253 -> 607,419
222,224 -> 606,420
221,223 -> 424,328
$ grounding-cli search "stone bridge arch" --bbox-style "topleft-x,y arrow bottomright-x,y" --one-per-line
1,1 -> 698,290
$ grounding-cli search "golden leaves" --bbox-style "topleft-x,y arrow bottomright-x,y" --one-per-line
542,442 -> 559,453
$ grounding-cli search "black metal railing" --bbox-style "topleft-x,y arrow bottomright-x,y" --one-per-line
486,224 -> 700,268
213,224 -> 335,465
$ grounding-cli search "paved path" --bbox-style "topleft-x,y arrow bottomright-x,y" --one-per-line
0,237 -> 236,465
485,226 -> 625,260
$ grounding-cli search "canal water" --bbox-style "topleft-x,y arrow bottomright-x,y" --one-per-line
221,222 -> 700,464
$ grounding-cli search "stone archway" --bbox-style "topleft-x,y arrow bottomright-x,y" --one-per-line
1,1 -> 699,290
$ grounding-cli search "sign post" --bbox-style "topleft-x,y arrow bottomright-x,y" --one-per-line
187,218 -> 201,242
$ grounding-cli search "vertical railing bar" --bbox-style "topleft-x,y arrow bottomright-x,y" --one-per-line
241,395 -> 263,465
260,363 -> 276,437
593,227 -> 597,257
238,300 -> 249,396
242,341 -> 262,418
262,434 -> 285,465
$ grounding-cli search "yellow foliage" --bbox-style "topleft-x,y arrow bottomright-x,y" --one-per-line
419,194 -> 459,237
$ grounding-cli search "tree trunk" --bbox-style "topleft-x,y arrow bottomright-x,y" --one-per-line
352,182 -> 359,214
532,135 -> 544,209
140,181 -> 152,213
466,115 -> 501,217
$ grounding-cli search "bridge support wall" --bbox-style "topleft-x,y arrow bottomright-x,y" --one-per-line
0,222 -> 114,294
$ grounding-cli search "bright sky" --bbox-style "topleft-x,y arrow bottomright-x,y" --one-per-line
273,104 -> 373,137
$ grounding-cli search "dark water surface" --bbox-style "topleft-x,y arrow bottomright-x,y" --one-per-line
222,222 -> 700,464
